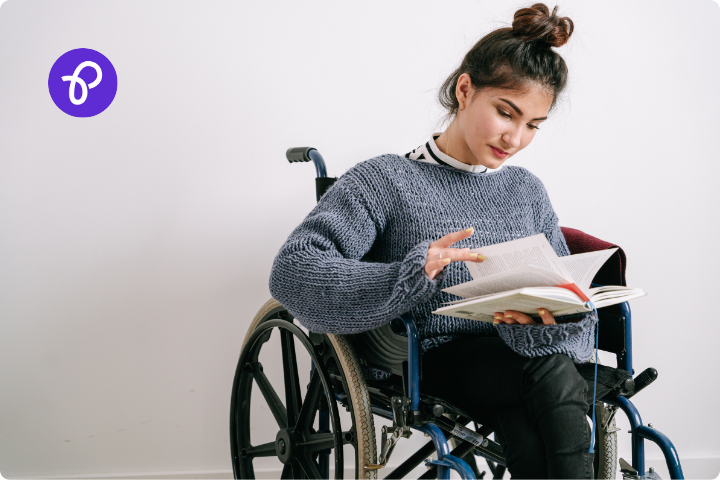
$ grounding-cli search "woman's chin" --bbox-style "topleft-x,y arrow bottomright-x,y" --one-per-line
482,156 -> 506,170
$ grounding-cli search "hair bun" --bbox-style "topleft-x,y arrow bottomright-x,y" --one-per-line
512,3 -> 574,48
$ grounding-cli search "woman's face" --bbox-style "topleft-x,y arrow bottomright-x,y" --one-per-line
452,75 -> 554,169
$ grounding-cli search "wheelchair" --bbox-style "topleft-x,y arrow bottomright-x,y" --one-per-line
230,147 -> 685,479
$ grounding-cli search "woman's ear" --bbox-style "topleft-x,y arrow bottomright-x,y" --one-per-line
455,73 -> 473,111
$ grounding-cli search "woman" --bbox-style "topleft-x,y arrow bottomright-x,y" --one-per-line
269,4 -> 596,478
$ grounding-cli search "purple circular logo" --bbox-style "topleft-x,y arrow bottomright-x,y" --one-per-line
48,48 -> 118,117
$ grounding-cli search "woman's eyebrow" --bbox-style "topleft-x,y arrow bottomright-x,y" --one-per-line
499,98 -> 547,121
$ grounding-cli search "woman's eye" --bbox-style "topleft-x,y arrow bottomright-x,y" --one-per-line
499,108 -> 540,130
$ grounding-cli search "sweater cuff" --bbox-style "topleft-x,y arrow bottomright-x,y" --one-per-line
494,310 -> 598,363
397,238 -> 445,304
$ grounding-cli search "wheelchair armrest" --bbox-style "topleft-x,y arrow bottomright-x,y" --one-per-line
590,283 -> 633,374
343,313 -> 422,412
398,312 -> 420,412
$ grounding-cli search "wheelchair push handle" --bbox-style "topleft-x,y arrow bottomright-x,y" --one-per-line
285,146 -> 337,203
285,147 -> 328,178
286,147 -> 313,164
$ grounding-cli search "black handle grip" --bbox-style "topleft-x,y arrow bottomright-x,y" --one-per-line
630,367 -> 658,397
286,147 -> 315,163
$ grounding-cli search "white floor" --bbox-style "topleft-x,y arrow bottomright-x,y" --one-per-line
12,456 -> 720,480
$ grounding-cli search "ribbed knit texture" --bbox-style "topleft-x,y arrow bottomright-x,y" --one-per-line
269,154 -> 597,379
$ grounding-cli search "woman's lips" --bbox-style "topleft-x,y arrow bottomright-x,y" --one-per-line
490,146 -> 508,159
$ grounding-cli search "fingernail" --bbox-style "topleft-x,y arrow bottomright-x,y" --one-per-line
466,227 -> 474,233
539,309 -> 545,315
469,252 -> 479,258
504,314 -> 513,318
443,258 -> 451,264
493,320 -> 500,324
477,255 -> 486,261
494,316 -> 502,320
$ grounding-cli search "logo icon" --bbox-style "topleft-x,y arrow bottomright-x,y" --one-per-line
48,48 -> 117,117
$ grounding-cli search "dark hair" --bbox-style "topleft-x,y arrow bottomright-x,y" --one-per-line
439,3 -> 574,117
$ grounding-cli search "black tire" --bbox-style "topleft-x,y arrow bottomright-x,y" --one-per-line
593,401 -> 618,479
230,298 -> 377,479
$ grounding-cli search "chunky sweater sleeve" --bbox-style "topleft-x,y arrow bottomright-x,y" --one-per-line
268,173 -> 443,335
494,171 -> 598,363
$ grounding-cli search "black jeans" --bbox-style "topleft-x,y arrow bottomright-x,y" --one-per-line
420,335 -> 594,479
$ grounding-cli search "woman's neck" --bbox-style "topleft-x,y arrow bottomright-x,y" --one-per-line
435,122 -> 488,168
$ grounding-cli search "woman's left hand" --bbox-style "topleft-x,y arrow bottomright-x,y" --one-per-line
493,308 -> 556,325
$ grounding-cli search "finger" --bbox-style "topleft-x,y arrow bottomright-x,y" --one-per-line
467,251 -> 487,263
432,226 -> 475,249
428,257 -> 452,269
537,308 -> 556,325
500,311 -> 519,324
432,247 -> 486,264
448,247 -> 486,263
504,310 -> 535,325
493,312 -> 504,324
430,247 -> 468,261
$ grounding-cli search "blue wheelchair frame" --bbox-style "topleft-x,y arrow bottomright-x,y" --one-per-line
289,147 -> 684,479
603,304 -> 683,479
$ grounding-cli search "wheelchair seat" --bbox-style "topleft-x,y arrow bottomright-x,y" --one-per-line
349,318 -> 635,408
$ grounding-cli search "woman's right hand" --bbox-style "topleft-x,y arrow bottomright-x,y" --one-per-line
425,227 -> 486,280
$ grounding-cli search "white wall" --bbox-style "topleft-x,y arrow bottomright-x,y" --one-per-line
0,0 -> 719,478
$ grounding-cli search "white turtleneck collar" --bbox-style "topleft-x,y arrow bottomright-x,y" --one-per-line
404,133 -> 503,174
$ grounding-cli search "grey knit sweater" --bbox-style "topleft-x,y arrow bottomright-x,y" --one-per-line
268,153 -> 598,375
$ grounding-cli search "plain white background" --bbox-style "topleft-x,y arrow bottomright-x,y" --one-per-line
0,0 -> 719,478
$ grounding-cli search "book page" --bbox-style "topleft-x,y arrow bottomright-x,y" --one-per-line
587,285 -> 647,308
464,234 -> 573,282
442,265 -> 570,298
433,290 -> 590,321
557,248 -> 618,292
442,286 -> 581,305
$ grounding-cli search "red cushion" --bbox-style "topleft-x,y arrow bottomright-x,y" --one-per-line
560,227 -> 626,287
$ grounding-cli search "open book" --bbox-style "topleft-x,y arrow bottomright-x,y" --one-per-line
431,234 -> 646,323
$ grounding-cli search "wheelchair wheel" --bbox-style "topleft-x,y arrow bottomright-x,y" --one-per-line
230,298 -> 377,479
594,401 -> 618,479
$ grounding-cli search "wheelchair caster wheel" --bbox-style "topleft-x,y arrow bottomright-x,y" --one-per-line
230,298 -> 377,479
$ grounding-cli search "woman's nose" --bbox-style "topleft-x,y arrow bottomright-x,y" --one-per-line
501,125 -> 523,149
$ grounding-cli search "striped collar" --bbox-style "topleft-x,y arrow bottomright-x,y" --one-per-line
404,133 -> 502,174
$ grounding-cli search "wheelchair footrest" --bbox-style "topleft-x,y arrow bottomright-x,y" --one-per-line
619,457 -> 663,479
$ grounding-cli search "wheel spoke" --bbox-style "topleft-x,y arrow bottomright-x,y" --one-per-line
297,455 -> 322,479
292,459 -> 307,479
252,364 -> 288,429
280,463 -> 293,479
244,441 -> 276,459
281,329 -> 303,427
296,368 -> 322,432
299,432 -> 336,453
